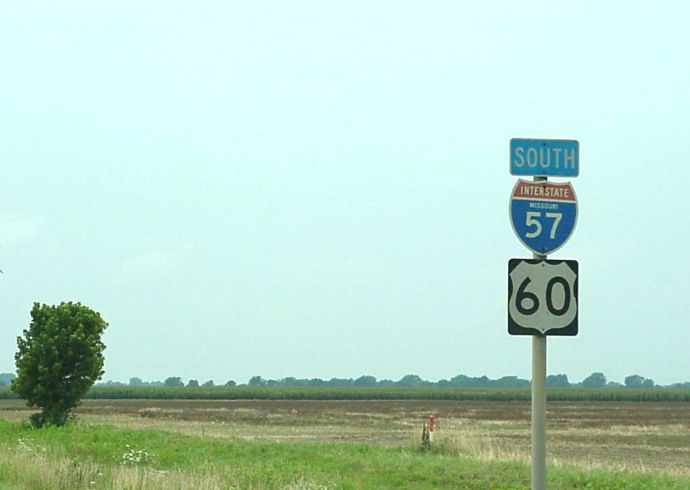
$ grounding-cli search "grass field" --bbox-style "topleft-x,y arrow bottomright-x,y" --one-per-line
0,398 -> 688,489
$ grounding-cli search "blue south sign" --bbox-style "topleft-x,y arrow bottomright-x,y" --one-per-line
510,179 -> 577,255
510,138 -> 579,177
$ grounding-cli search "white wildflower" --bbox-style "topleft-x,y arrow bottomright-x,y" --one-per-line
121,446 -> 151,466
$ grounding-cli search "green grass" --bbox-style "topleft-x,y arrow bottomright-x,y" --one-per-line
2,385 -> 689,402
0,420 -> 687,489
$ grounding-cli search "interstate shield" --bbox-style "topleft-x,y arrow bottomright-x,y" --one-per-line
510,180 -> 577,255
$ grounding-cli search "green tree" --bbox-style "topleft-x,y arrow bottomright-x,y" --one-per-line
625,374 -> 644,388
354,375 -> 377,387
187,379 -> 199,387
447,375 -> 472,387
12,302 -> 108,428
581,372 -> 607,388
326,377 -> 353,387
547,374 -> 571,388
164,376 -> 184,387
625,374 -> 655,388
397,374 -> 423,387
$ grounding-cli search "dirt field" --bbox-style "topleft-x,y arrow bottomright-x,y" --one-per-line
1,399 -> 689,477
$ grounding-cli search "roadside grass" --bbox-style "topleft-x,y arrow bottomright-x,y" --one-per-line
0,420 -> 688,489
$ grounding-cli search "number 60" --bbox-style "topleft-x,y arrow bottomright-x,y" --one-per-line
515,276 -> 571,316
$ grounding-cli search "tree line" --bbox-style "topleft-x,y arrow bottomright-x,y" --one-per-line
81,372 -> 690,389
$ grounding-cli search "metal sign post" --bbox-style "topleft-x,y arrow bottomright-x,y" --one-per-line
532,324 -> 547,490
508,139 -> 580,490
531,177 -> 547,490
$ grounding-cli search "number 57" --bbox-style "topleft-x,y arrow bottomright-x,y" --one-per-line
525,212 -> 562,239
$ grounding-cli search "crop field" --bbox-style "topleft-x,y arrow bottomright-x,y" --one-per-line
3,386 -> 690,402
0,397 -> 689,489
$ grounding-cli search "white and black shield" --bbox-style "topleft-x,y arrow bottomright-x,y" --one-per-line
508,259 -> 578,336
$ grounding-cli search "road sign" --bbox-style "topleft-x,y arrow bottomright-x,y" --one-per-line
510,138 -> 579,177
508,259 -> 578,336
510,179 -> 577,255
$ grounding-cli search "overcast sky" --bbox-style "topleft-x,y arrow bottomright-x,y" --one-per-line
1,1 -> 689,385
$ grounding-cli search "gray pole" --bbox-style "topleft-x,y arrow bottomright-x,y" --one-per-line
532,174 -> 548,490
531,324 -> 547,489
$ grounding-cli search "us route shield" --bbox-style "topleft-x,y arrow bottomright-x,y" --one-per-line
508,259 -> 578,336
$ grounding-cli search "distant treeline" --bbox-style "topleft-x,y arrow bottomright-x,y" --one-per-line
88,372 -> 690,390
3,371 -> 689,391
2,373 -> 690,402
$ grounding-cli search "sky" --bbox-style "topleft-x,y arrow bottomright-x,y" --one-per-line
1,1 -> 689,386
